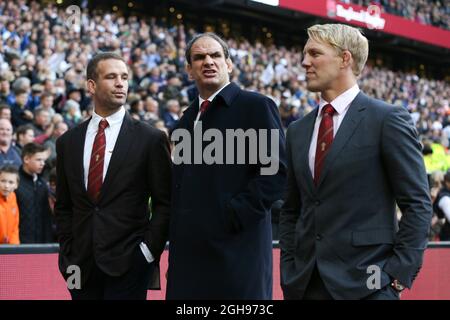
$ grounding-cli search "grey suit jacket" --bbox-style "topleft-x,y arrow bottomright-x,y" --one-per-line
279,92 -> 432,299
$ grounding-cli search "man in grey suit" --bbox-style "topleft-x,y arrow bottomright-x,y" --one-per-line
279,24 -> 432,300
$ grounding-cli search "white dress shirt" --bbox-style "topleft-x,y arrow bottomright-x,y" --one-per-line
438,196 -> 450,221
83,106 -> 154,263
308,84 -> 360,176
194,82 -> 230,127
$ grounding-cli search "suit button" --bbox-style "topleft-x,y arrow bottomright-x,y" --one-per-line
315,200 -> 321,206
175,184 -> 180,189
316,234 -> 322,241
95,207 -> 99,212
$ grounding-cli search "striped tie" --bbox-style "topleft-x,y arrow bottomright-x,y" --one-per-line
314,104 -> 335,185
87,119 -> 109,202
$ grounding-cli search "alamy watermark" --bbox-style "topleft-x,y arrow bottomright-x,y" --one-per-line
171,121 -> 280,176
65,5 -> 81,32
66,265 -> 81,290
366,265 -> 381,290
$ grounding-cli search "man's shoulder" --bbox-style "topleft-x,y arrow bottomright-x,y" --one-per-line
288,107 -> 317,132
358,92 -> 397,113
133,119 -> 166,140
237,88 -> 271,103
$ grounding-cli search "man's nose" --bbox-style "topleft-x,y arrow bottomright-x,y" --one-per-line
115,77 -> 124,87
301,55 -> 310,68
203,55 -> 214,65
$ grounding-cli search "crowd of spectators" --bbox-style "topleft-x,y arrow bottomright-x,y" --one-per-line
346,0 -> 450,30
0,0 -> 449,243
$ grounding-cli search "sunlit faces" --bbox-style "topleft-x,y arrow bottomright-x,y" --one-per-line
23,151 -> 48,175
186,36 -> 232,98
87,59 -> 129,110
302,38 -> 343,93
0,172 -> 18,198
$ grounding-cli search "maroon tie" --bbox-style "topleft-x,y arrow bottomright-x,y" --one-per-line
200,100 -> 211,115
87,119 -> 109,202
314,104 -> 335,185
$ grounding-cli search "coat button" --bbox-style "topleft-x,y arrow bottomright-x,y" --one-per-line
95,207 -> 100,212
316,234 -> 322,241
315,200 -> 321,206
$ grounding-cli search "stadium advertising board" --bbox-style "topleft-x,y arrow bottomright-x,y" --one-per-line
250,0 -> 450,49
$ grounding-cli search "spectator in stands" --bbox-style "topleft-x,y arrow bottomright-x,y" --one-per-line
0,104 -> 11,120
0,118 -> 22,168
16,143 -> 53,244
433,169 -> 450,241
43,121 -> 68,164
129,98 -> 145,121
10,89 -> 33,128
143,96 -> 160,122
279,23 -> 432,300
0,165 -> 20,245
62,99 -> 82,128
8,77 -> 32,108
14,124 -> 34,156
162,99 -> 180,132
0,76 -> 12,105
31,108 -> 51,136
34,92 -> 55,118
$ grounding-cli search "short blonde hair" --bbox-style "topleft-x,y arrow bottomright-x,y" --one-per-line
307,24 -> 369,76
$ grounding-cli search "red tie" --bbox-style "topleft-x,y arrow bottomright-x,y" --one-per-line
87,119 -> 109,202
314,104 -> 335,185
200,100 -> 211,115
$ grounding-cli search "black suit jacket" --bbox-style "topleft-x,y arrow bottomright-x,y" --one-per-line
279,92 -> 432,299
55,112 -> 172,288
167,82 -> 287,299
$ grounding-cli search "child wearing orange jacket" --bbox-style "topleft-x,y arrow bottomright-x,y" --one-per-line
0,165 -> 20,244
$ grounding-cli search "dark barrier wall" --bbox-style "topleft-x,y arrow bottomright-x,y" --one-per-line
1,243 -> 449,300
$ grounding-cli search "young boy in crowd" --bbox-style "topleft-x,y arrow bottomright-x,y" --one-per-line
0,165 -> 20,244
16,143 -> 54,243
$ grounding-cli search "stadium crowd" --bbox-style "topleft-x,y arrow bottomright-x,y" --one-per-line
0,0 -> 449,244
347,0 -> 450,30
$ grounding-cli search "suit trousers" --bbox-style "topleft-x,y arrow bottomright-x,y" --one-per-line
69,245 -> 153,300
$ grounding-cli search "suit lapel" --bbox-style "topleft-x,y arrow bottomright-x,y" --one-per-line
316,92 -> 368,188
182,98 -> 200,133
72,118 -> 91,195
300,108 -> 318,195
98,112 -> 135,202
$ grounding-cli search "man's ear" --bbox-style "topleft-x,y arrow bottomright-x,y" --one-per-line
86,79 -> 96,95
341,50 -> 353,69
226,58 -> 233,74
22,155 -> 29,166
185,63 -> 193,81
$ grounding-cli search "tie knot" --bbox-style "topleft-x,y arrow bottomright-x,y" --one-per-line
200,100 -> 211,113
322,104 -> 335,116
99,119 -> 109,130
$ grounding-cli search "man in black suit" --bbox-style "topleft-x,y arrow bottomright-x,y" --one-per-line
279,24 -> 432,300
166,33 -> 286,299
55,52 -> 172,300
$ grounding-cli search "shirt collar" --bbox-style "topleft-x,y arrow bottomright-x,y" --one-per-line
91,106 -> 125,128
318,84 -> 360,116
198,82 -> 231,108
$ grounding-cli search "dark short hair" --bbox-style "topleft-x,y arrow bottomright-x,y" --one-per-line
86,52 -> 126,81
16,124 -> 34,137
40,92 -> 54,100
21,143 -> 48,160
185,32 -> 230,65
445,170 -> 450,184
0,104 -> 10,111
0,164 -> 19,181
